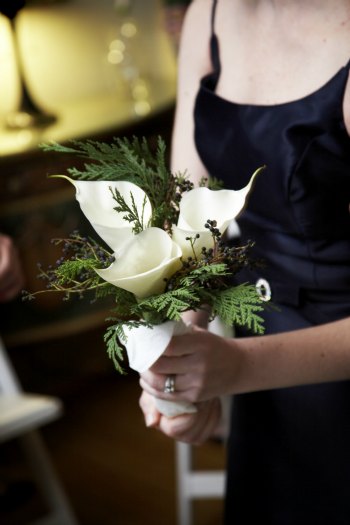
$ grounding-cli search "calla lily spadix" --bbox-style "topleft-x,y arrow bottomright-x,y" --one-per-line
95,227 -> 182,299
50,175 -> 152,252
172,167 -> 263,258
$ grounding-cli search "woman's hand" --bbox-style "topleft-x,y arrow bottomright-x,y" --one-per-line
0,234 -> 24,302
141,316 -> 350,401
139,390 -> 222,445
139,325 -> 238,404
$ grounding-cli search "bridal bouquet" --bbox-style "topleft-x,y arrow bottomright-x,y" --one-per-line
24,137 -> 265,416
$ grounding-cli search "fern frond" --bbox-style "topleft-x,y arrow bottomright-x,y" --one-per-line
135,288 -> 200,321
104,318 -> 153,372
39,141 -> 82,154
179,263 -> 230,287
54,258 -> 97,284
111,189 -> 148,234
212,284 -> 265,334
109,288 -> 139,319
94,283 -> 120,299
104,323 -> 127,374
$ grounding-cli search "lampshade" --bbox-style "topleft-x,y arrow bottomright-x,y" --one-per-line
0,0 -> 177,155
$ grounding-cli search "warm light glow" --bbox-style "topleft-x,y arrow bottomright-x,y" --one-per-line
0,128 -> 34,152
132,80 -> 148,100
0,0 -> 178,155
17,129 -> 33,144
110,39 -> 125,52
108,49 -> 124,64
120,22 -> 137,38
6,111 -> 33,128
0,17 -> 19,112
134,100 -> 151,116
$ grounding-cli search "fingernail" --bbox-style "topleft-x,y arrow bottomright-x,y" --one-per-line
146,413 -> 156,427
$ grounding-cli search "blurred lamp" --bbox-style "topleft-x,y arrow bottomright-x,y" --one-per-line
0,0 -> 177,156
0,0 -> 56,129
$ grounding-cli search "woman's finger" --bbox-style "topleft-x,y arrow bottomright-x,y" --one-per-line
140,371 -> 190,396
0,235 -> 24,301
162,326 -> 205,357
158,398 -> 221,445
139,391 -> 161,428
149,354 -> 192,374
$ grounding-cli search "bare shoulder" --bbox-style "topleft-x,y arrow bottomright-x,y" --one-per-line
171,0 -> 214,179
177,0 -> 213,78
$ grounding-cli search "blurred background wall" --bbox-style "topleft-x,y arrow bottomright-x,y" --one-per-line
0,2 -> 225,524
0,0 -> 182,347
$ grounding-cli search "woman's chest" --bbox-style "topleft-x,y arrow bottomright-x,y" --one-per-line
216,3 -> 350,110
195,73 -> 350,237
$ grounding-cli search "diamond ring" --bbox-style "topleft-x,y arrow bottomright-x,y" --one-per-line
164,375 -> 176,394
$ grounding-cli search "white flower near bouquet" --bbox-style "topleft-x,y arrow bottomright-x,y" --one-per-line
95,227 -> 182,299
25,137 -> 266,418
172,175 -> 258,258
54,177 -> 152,252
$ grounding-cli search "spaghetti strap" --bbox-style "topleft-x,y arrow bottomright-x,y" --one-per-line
210,0 -> 218,32
210,0 -> 221,74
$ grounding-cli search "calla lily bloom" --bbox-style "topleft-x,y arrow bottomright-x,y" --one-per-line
95,227 -> 182,299
172,167 -> 262,258
53,176 -> 152,251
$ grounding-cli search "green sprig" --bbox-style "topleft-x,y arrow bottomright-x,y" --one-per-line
22,233 -> 114,302
41,136 -> 190,231
30,137 -> 267,372
134,288 -> 201,322
104,319 -> 153,374
211,284 -> 265,334
111,188 -> 149,234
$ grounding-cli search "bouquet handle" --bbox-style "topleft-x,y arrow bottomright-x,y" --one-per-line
123,319 -> 197,418
153,320 -> 197,418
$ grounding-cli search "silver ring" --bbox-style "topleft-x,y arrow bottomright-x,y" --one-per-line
164,375 -> 176,394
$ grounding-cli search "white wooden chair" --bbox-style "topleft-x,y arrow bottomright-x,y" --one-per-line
175,318 -> 233,525
0,336 -> 78,525
176,441 -> 226,525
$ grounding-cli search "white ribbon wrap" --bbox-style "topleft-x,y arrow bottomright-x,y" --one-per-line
123,319 -> 197,418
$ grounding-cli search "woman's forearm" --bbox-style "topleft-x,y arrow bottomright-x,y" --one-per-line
231,316 -> 350,394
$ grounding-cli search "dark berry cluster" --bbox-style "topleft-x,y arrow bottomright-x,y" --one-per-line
163,217 -> 256,295
23,231 -> 115,302
51,231 -> 114,268
177,178 -> 194,193
204,219 -> 220,238
174,177 -> 194,203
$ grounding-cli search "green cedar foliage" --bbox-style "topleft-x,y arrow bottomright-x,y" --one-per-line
24,137 -> 266,372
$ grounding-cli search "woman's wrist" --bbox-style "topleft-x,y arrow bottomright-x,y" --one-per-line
227,317 -> 350,394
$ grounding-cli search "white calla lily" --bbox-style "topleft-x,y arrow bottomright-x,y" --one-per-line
173,168 -> 262,258
52,176 -> 152,251
95,227 -> 182,298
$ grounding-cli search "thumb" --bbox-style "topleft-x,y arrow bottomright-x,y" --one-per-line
139,390 -> 161,428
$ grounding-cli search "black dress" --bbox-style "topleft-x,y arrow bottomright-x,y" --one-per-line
194,1 -> 350,523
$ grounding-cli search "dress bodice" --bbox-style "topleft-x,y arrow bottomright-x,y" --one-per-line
194,27 -> 350,296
